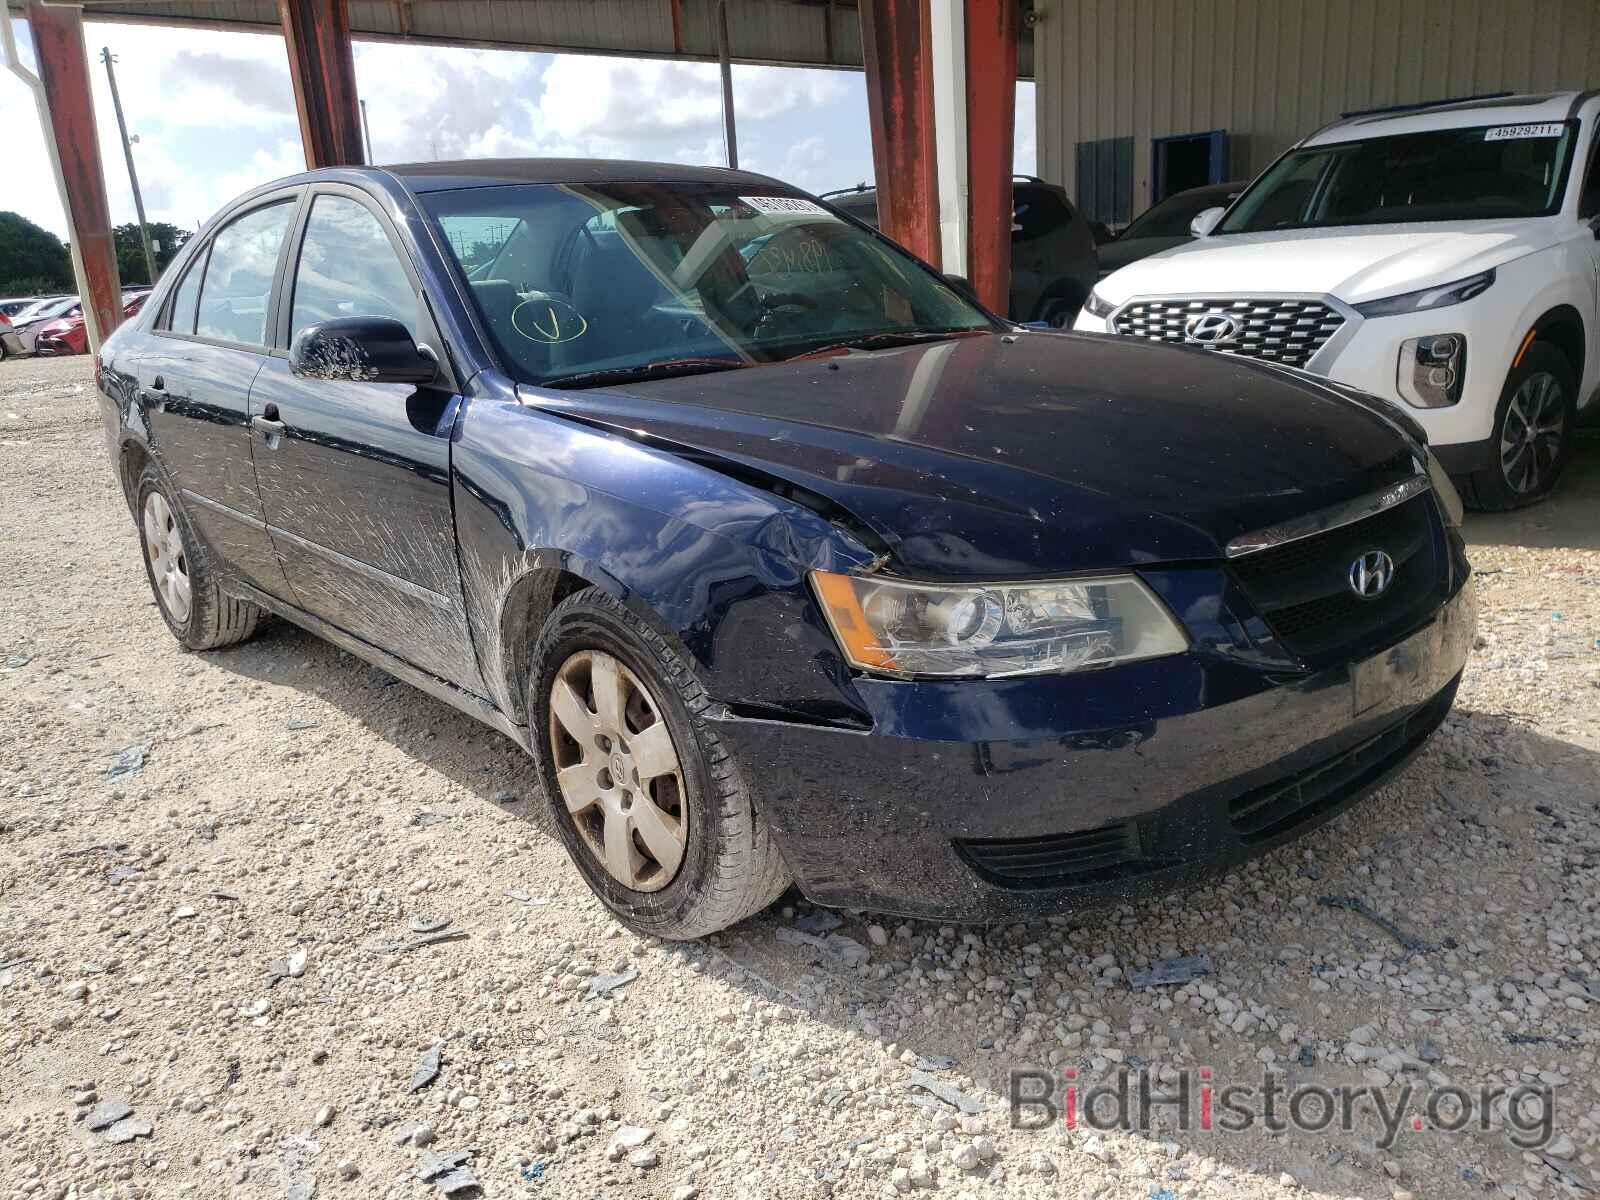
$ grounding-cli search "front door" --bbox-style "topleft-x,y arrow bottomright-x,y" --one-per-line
249,186 -> 482,692
139,195 -> 300,600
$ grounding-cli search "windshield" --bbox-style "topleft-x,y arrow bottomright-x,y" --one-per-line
1220,121 -> 1577,233
423,182 -> 991,387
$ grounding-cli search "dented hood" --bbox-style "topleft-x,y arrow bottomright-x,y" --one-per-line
523,331 -> 1420,578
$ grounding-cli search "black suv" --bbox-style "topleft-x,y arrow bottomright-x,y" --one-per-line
825,176 -> 1099,326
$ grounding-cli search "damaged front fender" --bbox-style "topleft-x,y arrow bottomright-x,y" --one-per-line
450,390 -> 880,728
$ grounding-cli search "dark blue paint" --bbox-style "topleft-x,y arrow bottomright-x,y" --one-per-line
94,161 -> 1473,922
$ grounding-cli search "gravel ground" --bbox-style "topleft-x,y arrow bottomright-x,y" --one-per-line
2,354 -> 1598,1200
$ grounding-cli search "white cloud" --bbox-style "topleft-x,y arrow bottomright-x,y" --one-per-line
1015,81 -> 1037,177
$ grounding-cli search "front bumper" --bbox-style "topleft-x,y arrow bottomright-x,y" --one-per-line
715,580 -> 1474,922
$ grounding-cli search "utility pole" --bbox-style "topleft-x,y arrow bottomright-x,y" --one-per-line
101,47 -> 157,287
360,98 -> 373,163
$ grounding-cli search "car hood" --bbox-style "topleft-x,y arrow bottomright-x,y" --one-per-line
523,332 -> 1421,578
1095,235 -> 1189,276
1097,218 -> 1556,306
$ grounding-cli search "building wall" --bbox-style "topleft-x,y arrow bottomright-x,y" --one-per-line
1034,0 -> 1600,214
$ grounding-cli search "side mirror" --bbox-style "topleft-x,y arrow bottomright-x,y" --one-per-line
289,317 -> 436,385
1189,206 -> 1225,239
942,272 -> 979,302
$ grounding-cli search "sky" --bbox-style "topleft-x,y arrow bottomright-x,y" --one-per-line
3,17 -> 1036,242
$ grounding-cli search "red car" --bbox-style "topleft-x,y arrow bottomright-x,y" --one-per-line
34,292 -> 149,356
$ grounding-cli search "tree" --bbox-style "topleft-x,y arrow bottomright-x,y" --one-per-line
115,222 -> 190,286
0,212 -> 72,295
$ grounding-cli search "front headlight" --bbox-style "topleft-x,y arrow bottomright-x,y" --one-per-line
811,571 -> 1188,678
1082,288 -> 1116,319
1354,269 -> 1494,318
1397,333 -> 1467,408
1425,451 -> 1464,527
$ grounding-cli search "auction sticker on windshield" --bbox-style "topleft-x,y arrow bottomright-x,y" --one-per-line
1484,123 -> 1565,140
739,195 -> 830,217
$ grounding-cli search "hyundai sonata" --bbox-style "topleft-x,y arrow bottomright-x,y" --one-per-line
95,161 -> 1475,937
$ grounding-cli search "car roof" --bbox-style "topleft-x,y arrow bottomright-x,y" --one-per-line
1306,90 -> 1594,146
379,158 -> 788,193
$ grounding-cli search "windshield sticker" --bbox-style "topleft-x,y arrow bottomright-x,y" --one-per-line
1485,123 -> 1565,141
739,195 -> 830,217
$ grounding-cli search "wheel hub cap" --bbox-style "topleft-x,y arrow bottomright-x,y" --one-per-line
1499,371 -> 1565,495
548,650 -> 687,893
142,491 -> 191,625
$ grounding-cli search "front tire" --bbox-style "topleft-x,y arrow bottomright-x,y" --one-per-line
1460,343 -> 1575,511
135,464 -> 262,650
530,587 -> 790,939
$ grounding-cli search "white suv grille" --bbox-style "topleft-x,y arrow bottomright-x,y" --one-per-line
1112,298 -> 1346,369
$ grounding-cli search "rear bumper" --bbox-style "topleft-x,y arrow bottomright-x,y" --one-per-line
714,580 -> 1474,922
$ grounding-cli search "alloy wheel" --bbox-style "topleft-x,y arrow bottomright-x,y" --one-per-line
142,491 -> 192,625
1499,371 -> 1566,495
548,649 -> 687,893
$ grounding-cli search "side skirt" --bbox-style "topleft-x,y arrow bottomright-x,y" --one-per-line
227,578 -> 532,752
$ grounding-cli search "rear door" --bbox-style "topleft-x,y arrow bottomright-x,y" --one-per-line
248,184 -> 481,691
139,193 -> 300,599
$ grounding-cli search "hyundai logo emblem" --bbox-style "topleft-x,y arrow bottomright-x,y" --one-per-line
1348,550 -> 1395,599
1183,311 -> 1241,344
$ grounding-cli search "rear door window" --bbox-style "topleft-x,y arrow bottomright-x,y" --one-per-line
164,255 -> 205,335
196,201 -> 295,347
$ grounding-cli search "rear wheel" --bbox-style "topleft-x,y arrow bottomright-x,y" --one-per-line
530,587 -> 790,939
1461,342 -> 1575,511
135,464 -> 263,650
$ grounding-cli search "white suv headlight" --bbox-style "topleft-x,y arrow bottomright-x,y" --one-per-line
1397,333 -> 1467,408
1354,269 -> 1494,318
1082,289 -> 1116,319
811,571 -> 1188,678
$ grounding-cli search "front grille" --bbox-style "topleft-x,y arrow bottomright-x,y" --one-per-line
1112,297 -> 1345,368
957,820 -> 1174,888
1228,677 -> 1457,842
1228,495 -> 1445,662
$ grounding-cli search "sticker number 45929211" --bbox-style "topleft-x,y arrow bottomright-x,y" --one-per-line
739,195 -> 829,217
1485,123 -> 1566,140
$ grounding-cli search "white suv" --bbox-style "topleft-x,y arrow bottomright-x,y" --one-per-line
1076,91 -> 1600,508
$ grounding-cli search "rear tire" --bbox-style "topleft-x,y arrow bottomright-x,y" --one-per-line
134,464 -> 262,650
1460,342 -> 1575,511
530,587 -> 790,939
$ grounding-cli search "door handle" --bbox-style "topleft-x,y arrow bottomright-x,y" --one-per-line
142,374 -> 168,408
251,410 -> 286,449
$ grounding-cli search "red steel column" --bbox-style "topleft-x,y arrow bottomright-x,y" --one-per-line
963,0 -> 1016,313
278,0 -> 365,168
858,0 -> 941,268
26,1 -> 121,348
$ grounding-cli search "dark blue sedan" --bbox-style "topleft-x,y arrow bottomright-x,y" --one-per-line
95,160 -> 1475,937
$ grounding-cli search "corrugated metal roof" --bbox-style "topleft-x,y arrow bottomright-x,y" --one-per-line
18,0 -> 1031,75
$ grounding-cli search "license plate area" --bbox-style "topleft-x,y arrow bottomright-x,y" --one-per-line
1350,618 -> 1436,717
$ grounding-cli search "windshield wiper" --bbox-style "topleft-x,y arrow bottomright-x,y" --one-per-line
540,357 -> 750,390
780,328 -> 987,362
